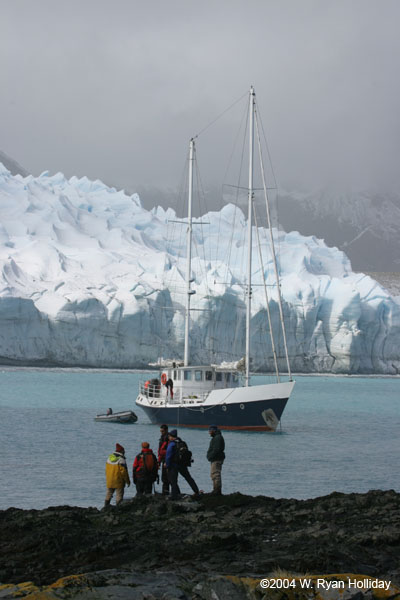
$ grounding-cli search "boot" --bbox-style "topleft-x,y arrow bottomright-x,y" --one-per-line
211,482 -> 222,495
103,499 -> 111,509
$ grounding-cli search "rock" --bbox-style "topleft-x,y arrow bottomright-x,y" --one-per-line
0,491 -> 399,597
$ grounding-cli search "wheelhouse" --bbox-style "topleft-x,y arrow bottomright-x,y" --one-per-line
138,365 -> 241,404
168,366 -> 240,388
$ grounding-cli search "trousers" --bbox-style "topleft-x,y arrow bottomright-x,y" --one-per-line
161,462 -> 170,494
168,465 -> 199,499
135,479 -> 153,495
105,486 -> 124,505
210,461 -> 223,492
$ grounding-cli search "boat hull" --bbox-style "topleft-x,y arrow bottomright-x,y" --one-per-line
94,411 -> 138,424
136,381 -> 294,431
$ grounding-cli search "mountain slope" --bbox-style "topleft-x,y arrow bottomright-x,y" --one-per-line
0,150 -> 29,177
275,190 -> 400,272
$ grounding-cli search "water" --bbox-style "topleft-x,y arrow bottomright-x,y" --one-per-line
0,369 -> 398,510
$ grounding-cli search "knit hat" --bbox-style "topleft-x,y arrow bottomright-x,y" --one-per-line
209,425 -> 218,431
115,443 -> 125,454
141,442 -> 150,448
168,429 -> 178,438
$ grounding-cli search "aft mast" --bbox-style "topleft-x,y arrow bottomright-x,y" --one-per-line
184,138 -> 195,366
245,86 -> 255,387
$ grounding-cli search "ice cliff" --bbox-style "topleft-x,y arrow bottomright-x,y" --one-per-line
0,163 -> 399,374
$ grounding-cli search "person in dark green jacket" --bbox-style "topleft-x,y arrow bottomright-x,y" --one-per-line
206,425 -> 225,495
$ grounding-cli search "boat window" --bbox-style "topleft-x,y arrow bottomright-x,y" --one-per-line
232,373 -> 238,383
216,372 -> 222,382
225,372 -> 231,383
195,370 -> 203,381
205,370 -> 213,381
184,370 -> 192,381
173,370 -> 177,380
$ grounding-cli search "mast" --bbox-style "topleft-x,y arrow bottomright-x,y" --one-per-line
245,86 -> 255,387
184,138 -> 195,366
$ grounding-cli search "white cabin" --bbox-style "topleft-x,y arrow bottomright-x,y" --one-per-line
139,365 -> 240,404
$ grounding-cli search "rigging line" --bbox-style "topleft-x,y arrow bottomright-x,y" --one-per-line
235,101 -> 251,290
193,170 -> 220,366
216,96 -> 249,268
191,158 -> 214,353
253,202 -> 280,381
157,161 -> 185,362
164,151 -> 190,293
222,104 -> 249,292
254,97 -> 279,191
165,157 -> 186,259
193,152 -> 210,276
254,99 -> 283,272
221,95 -> 250,185
255,109 -> 292,381
193,91 -> 248,140
193,142 -> 209,217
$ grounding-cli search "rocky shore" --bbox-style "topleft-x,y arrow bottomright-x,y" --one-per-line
0,490 -> 399,599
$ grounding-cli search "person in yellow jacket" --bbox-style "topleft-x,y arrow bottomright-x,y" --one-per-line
104,443 -> 131,506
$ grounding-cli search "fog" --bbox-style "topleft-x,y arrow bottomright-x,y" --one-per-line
1,0 -> 400,198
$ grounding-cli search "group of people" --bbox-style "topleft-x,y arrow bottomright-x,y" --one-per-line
104,424 -> 225,506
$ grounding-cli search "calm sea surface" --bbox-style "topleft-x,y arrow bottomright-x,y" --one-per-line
0,369 -> 398,510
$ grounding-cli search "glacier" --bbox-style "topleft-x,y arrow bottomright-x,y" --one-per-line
0,162 -> 399,374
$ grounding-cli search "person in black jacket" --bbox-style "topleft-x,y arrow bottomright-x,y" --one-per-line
206,425 -> 225,495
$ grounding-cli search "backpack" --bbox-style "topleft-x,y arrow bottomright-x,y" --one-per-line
136,452 -> 158,481
174,439 -> 193,467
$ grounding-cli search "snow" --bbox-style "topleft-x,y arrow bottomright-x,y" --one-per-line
0,163 -> 399,374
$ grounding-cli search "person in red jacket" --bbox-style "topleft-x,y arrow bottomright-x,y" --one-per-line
157,424 -> 170,495
132,442 -> 158,495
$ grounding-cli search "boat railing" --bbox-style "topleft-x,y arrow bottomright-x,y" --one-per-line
139,381 -> 163,398
138,380 -> 210,404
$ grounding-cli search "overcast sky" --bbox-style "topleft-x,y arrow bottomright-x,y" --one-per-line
1,0 -> 400,198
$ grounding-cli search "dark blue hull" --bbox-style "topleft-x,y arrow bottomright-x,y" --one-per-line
136,397 -> 289,431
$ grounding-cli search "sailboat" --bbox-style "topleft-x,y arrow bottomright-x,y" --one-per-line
135,87 -> 295,431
